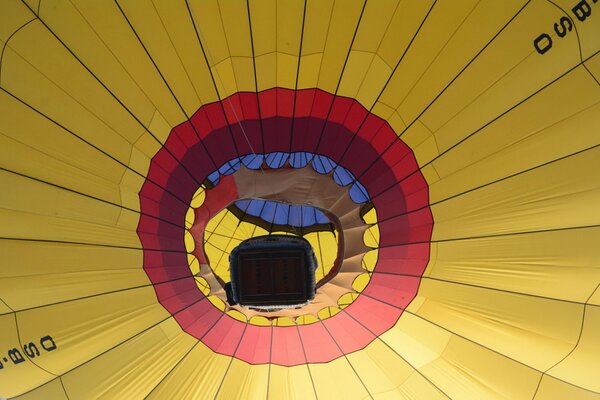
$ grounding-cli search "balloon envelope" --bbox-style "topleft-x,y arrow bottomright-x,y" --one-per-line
1,0 -> 599,399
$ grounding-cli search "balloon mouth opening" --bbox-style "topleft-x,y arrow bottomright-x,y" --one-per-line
187,159 -> 373,320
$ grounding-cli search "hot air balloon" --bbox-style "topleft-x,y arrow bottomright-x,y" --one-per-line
1,0 -> 599,399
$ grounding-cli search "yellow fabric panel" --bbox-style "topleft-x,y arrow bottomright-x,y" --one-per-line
0,313 -> 56,398
189,0 -> 254,96
12,378 -> 68,400
189,0 -> 233,64
216,359 -> 269,400
268,364 -> 316,400
345,336 -> 419,398
1,169 -> 122,228
336,0 -> 397,105
381,312 -> 452,370
373,0 -> 433,72
309,357 -> 370,400
0,135 -> 123,211
316,0 -> 365,93
546,304 -> 600,392
146,342 -> 231,399
296,0 -> 334,89
275,0 -> 304,88
31,0 -> 156,130
0,240 -> 146,311
60,319 -> 196,399
534,374 -> 600,400
0,208 -> 139,248
374,371 -> 449,400
430,67 -> 600,201
0,0 -> 34,44
427,227 -> 600,304
412,278 -> 582,371
39,0 -> 187,128
0,91 -> 127,202
277,52 -> 299,89
420,335 -> 540,400
248,0 -> 276,90
151,0 -> 222,105
216,1 -> 253,59
585,52 -> 600,82
118,168 -> 146,217
2,22 -> 145,153
377,0 -> 525,116
94,0 -> 200,117
419,1 -> 580,140
15,287 -> 169,375
0,298 -> 12,315
432,148 -> 600,240
589,287 -> 600,308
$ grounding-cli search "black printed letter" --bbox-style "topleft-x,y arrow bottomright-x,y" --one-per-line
24,342 -> 41,358
534,33 -> 553,54
554,16 -> 573,37
8,348 -> 25,364
40,335 -> 57,352
572,0 -> 592,22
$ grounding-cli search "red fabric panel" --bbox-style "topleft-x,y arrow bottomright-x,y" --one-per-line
203,316 -> 246,355
153,278 -> 199,314
375,244 -> 431,276
235,325 -> 272,364
344,295 -> 402,336
298,322 -> 342,363
322,312 -> 375,354
184,302 -> 223,339
363,274 -> 421,309
270,326 -> 306,366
